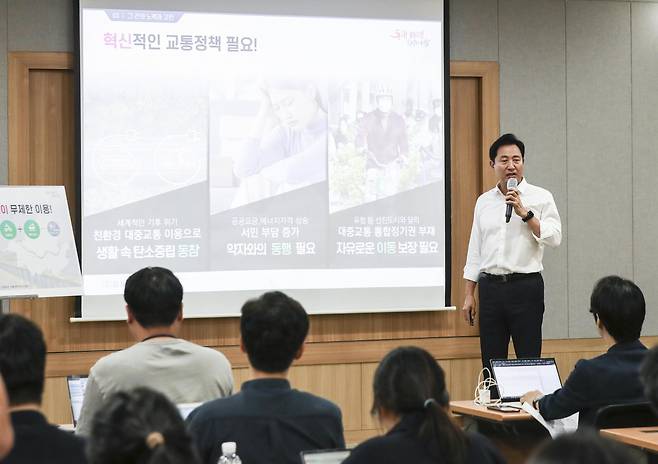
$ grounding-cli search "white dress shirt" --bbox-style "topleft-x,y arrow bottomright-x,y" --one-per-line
463,179 -> 562,282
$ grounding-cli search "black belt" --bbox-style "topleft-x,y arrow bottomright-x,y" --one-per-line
480,272 -> 540,283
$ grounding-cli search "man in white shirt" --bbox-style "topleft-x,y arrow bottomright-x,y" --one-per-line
462,134 -> 562,371
76,267 -> 233,435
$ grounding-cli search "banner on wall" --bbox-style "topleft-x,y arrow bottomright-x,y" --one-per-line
0,186 -> 82,298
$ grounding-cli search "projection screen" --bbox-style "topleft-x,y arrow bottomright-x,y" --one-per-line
78,0 -> 449,319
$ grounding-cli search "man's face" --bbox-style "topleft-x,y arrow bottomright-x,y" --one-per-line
491,144 -> 524,185
376,95 -> 393,113
269,88 -> 317,129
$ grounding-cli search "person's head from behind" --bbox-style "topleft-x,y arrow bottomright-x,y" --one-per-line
87,387 -> 199,464
124,267 -> 183,336
528,430 -> 640,464
372,347 -> 467,463
240,291 -> 309,374
0,314 -> 46,407
589,275 -> 645,344
640,345 -> 658,413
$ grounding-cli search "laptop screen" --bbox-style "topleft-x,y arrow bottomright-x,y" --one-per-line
490,358 -> 562,401
300,449 -> 351,464
177,403 -> 201,420
66,375 -> 88,426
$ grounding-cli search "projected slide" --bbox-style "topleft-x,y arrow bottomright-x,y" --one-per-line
80,5 -> 446,318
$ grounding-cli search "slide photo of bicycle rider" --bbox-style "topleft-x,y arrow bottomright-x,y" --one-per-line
328,80 -> 444,214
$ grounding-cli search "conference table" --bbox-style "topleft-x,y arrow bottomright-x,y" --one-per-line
451,400 -> 530,422
601,427 -> 658,452
450,400 -> 549,464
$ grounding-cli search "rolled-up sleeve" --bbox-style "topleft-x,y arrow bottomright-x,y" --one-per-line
463,201 -> 482,282
533,192 -> 562,248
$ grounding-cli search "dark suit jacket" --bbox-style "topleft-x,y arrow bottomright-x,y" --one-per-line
343,412 -> 506,464
187,378 -> 345,464
538,339 -> 648,426
1,410 -> 87,464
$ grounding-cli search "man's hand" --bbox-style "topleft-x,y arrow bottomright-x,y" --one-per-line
505,187 -> 528,218
462,295 -> 477,326
520,390 -> 543,408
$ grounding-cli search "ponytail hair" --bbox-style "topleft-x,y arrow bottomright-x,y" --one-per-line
372,347 -> 468,464
86,387 -> 200,464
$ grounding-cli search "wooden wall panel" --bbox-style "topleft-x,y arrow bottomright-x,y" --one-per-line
361,363 -> 377,431
42,377 -> 72,425
288,364 -> 362,431
449,358 -> 484,401
450,77 -> 482,336
231,367 -> 251,391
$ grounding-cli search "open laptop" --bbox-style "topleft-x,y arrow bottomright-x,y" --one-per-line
300,449 -> 351,464
66,375 -> 88,427
490,358 -> 562,403
177,402 -> 202,419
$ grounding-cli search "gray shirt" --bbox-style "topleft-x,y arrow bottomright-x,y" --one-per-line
76,338 -> 233,435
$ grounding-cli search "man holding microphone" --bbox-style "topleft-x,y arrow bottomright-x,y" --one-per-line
462,134 -> 562,371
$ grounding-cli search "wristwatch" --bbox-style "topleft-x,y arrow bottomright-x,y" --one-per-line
532,396 -> 543,410
522,210 -> 535,223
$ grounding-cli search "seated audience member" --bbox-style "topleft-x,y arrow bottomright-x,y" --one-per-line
640,349 -> 658,464
87,387 -> 199,464
187,291 -> 345,464
527,430 -> 640,464
642,344 -> 658,412
343,346 -> 505,464
77,267 -> 233,435
521,275 -> 647,426
0,377 -> 14,459
0,314 -> 87,464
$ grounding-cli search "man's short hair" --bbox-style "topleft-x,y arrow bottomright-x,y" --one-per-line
0,314 -> 46,406
641,346 -> 658,413
489,133 -> 525,162
124,267 -> 183,328
240,291 -> 309,373
590,275 -> 645,343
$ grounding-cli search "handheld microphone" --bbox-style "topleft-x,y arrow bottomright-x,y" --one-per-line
505,177 -> 518,223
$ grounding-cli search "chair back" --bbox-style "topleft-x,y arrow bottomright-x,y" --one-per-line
593,402 -> 658,430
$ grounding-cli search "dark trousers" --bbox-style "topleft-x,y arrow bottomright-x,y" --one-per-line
478,273 -> 545,372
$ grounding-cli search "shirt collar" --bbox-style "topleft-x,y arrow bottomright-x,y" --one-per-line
494,177 -> 528,196
607,339 -> 647,353
387,412 -> 424,436
241,378 -> 291,392
10,410 -> 48,426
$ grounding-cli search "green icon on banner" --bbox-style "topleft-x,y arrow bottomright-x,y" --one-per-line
0,221 -> 16,240
24,220 -> 40,239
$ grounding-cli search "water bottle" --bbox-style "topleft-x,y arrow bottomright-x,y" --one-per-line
218,442 -> 241,464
